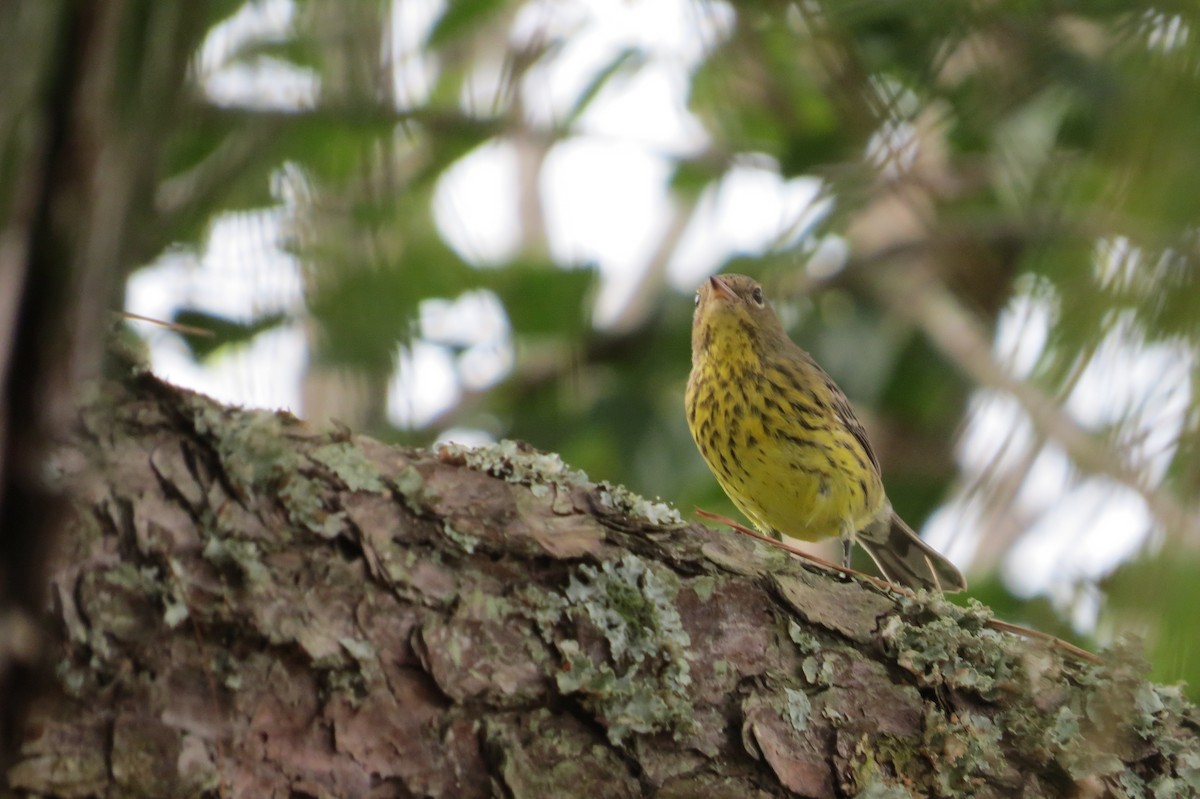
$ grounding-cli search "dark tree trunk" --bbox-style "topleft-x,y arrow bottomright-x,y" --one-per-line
5,370 -> 1198,798
0,2 -> 216,766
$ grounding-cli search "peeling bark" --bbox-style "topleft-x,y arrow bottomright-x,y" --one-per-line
6,370 -> 1199,798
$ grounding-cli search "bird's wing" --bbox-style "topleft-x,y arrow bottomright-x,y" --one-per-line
823,373 -> 881,475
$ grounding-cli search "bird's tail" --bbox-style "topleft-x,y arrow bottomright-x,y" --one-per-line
857,512 -> 966,593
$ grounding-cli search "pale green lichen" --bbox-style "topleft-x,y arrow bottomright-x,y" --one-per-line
192,405 -> 297,492
338,636 -> 375,661
441,521 -> 479,554
309,442 -> 386,492
73,563 -> 178,678
553,554 -> 694,744
201,536 -> 270,587
441,439 -> 684,527
565,555 -> 689,665
1046,705 -> 1080,750
102,562 -> 161,593
1174,751 -> 1200,791
322,665 -> 367,705
1036,637 -> 1200,788
337,636 -> 382,686
853,779 -> 916,799
190,402 -> 352,541
278,473 -> 344,537
867,735 -> 921,788
465,589 -> 515,621
880,596 -> 1014,699
57,658 -> 87,695
594,482 -> 684,526
162,595 -> 189,628
800,655 -> 836,687
927,710 -> 1007,794
849,738 -> 919,799
513,583 -> 570,631
784,687 -> 812,732
788,620 -> 820,652
444,439 -> 590,489
392,464 -> 433,517
691,575 -> 717,602
881,601 -> 1200,795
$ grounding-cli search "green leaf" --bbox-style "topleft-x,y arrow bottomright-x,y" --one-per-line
488,265 -> 596,338
171,309 -> 289,361
427,0 -> 507,49
231,36 -> 322,72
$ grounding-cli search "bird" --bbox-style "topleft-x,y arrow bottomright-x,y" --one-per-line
685,273 -> 966,592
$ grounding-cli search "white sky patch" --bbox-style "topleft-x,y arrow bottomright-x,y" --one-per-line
198,0 -> 296,71
922,492 -> 985,567
420,290 -> 509,347
433,140 -> 522,264
1011,444 -> 1076,513
1006,477 -> 1153,595
203,57 -> 319,110
992,285 -> 1054,379
198,0 -> 318,110
434,427 -> 498,448
388,340 -> 459,428
125,209 -> 306,411
418,290 -> 514,391
582,62 -> 709,151
541,137 -> 673,323
460,57 -> 509,119
514,0 -> 732,135
1144,12 -> 1191,53
1065,316 -> 1192,484
804,235 -> 849,280
954,391 -> 1037,478
386,291 -> 514,428
457,340 -> 514,391
669,161 -> 823,289
389,0 -> 443,110
436,0 -> 729,325
135,325 -> 307,412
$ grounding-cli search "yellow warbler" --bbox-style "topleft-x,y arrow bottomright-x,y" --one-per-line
686,274 -> 965,592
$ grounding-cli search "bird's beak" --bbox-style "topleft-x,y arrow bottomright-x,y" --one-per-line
709,275 -> 738,303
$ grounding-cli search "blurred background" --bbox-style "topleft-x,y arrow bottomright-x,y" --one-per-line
110,1 -> 1198,690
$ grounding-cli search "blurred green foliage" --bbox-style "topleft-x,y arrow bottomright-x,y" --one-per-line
110,1 -> 1200,692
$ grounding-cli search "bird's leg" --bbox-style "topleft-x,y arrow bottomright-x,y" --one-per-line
839,522 -> 854,569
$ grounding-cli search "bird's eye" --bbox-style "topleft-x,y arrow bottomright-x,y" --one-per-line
751,286 -> 765,306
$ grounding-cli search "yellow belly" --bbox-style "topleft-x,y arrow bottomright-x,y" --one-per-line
686,360 -> 884,542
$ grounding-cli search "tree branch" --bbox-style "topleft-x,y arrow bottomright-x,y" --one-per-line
7,371 -> 1197,797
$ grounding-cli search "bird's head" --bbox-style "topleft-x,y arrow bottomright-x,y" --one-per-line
691,274 -> 785,358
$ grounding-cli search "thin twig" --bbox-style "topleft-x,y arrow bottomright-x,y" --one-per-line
694,508 -> 894,589
120,311 -> 215,337
985,619 -> 1102,664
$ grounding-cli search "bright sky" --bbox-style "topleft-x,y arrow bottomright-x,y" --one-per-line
124,0 -> 1193,625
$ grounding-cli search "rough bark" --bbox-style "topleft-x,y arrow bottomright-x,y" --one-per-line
5,369 -> 1198,799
